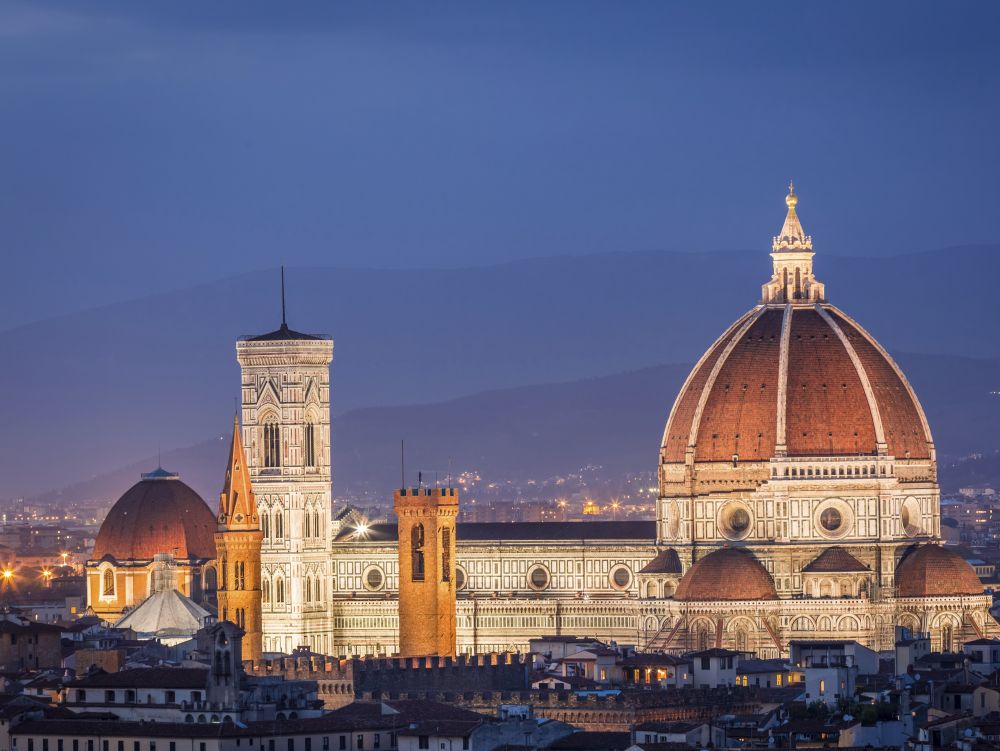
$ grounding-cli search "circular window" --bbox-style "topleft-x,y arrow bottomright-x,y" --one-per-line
610,565 -> 632,590
901,496 -> 924,536
527,565 -> 550,591
455,566 -> 467,590
363,566 -> 384,591
718,502 -> 753,541
820,507 -> 842,532
814,499 -> 853,539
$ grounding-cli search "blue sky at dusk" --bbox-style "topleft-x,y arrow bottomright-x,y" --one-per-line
1,1 -> 999,329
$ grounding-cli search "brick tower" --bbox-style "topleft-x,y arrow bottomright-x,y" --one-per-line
216,417 -> 264,660
394,485 -> 458,656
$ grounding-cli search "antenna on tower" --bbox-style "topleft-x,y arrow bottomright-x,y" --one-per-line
280,265 -> 287,327
400,440 -> 405,490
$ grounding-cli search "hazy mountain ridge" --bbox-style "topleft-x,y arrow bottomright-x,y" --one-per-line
3,245 -> 998,497
31,353 -> 1000,506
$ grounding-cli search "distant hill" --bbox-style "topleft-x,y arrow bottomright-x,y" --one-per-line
3,245 -> 998,497
940,450 -> 1000,494
31,352 -> 1000,506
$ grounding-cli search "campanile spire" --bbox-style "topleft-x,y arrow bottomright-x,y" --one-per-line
761,182 -> 825,304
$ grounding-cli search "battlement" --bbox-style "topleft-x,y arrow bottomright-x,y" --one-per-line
245,651 -> 529,708
246,651 -> 526,677
395,487 -> 458,500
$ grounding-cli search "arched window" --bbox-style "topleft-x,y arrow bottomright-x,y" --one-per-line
441,528 -> 451,583
262,512 -> 270,539
314,576 -> 321,602
102,568 -> 115,597
263,420 -> 281,468
304,511 -> 311,539
313,511 -> 321,539
221,558 -> 228,590
411,524 -> 425,582
735,629 -> 749,652
275,511 -> 284,539
276,578 -> 285,604
262,578 -> 271,604
235,561 -> 245,590
304,576 -> 311,602
942,624 -> 954,653
304,422 -> 316,467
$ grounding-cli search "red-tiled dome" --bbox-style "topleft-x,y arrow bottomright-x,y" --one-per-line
674,548 -> 777,601
660,305 -> 932,464
895,545 -> 983,598
93,470 -> 216,561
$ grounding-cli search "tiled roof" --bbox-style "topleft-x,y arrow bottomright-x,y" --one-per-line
13,719 -> 255,738
67,667 -> 207,689
661,304 -> 932,464
0,621 -> 64,635
802,547 -> 869,573
546,731 -> 632,751
92,475 -> 216,561
674,548 -> 777,602
638,549 -> 682,574
895,545 -> 984,597
246,323 -> 323,342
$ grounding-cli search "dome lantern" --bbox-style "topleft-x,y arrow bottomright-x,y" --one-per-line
762,182 -> 826,304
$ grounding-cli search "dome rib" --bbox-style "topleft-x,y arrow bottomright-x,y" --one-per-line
684,307 -> 767,464
693,308 -> 783,462
816,305 -> 887,453
826,307 -> 933,460
784,308 -> 878,457
660,308 -> 758,464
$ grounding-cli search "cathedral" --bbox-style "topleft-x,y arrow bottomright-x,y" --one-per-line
86,186 -> 996,658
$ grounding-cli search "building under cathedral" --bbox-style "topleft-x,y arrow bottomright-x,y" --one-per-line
86,186 -> 996,658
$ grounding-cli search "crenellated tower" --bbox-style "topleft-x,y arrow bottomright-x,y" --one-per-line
215,417 -> 264,660
394,485 -> 458,657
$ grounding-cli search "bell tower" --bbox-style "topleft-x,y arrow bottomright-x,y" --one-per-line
394,484 -> 458,657
215,417 -> 264,660
236,274 -> 333,656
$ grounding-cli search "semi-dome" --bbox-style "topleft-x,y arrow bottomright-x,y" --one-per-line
895,544 -> 983,598
674,548 -> 777,601
661,187 -> 932,467
93,469 -> 216,561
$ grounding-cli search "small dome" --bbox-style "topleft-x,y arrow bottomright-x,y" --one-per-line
93,470 -> 216,561
674,548 -> 777,602
895,545 -> 983,598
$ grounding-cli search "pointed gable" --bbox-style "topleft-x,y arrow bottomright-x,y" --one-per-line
218,417 -> 259,531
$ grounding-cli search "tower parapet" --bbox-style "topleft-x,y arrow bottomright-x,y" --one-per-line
394,486 -> 458,657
